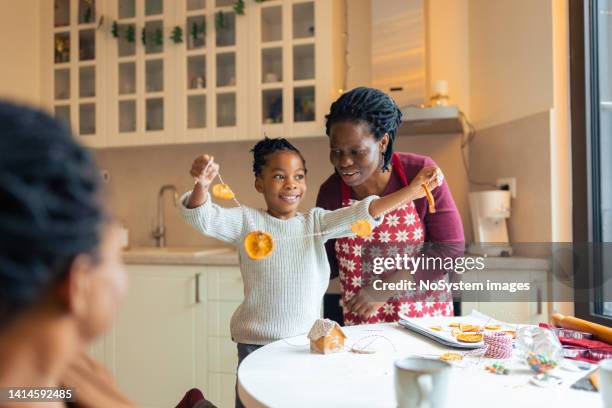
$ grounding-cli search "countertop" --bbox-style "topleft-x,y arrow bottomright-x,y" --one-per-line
122,246 -> 239,266
122,247 -> 550,271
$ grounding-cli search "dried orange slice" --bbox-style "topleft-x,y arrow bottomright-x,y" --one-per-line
456,333 -> 483,343
429,326 -> 442,331
459,323 -> 481,332
244,231 -> 274,260
351,219 -> 372,238
448,322 -> 460,328
212,183 -> 235,200
485,324 -> 502,330
439,352 -> 463,361
422,183 -> 436,214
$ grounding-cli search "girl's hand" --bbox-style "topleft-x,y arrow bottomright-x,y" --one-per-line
408,166 -> 443,200
190,154 -> 219,189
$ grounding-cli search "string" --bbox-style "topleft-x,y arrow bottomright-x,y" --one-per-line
207,165 -> 443,241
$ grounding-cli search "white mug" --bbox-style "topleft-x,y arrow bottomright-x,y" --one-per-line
600,359 -> 612,408
394,357 -> 451,408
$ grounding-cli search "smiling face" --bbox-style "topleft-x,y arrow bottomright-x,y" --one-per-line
255,150 -> 307,219
328,121 -> 389,187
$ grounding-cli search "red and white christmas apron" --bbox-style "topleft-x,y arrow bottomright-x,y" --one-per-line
336,153 -> 454,325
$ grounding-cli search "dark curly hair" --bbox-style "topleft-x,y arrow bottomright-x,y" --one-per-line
325,87 -> 403,171
250,137 -> 307,177
0,101 -> 106,329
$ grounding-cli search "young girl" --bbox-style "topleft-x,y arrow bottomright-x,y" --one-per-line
180,137 -> 439,406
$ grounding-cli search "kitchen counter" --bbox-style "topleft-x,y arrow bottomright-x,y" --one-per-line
122,248 -> 549,272
122,246 -> 239,266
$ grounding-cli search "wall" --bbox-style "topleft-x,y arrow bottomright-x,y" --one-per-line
95,133 -> 470,248
371,0 -> 426,106
0,0 -> 40,106
346,0 -> 371,88
468,0 -> 553,129
469,112 -> 552,244
426,0 -> 470,117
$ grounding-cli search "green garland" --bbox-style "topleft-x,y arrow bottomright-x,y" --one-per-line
170,26 -> 183,44
110,0 -> 269,45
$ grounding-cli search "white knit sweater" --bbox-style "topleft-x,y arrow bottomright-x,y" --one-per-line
180,192 -> 381,345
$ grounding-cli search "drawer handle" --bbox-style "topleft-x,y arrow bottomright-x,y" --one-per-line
195,273 -> 201,304
536,287 -> 542,315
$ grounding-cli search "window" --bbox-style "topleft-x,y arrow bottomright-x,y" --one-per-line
571,0 -> 612,324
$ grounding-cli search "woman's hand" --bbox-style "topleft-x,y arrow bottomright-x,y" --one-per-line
190,154 -> 219,189
408,166 -> 443,200
346,285 -> 392,320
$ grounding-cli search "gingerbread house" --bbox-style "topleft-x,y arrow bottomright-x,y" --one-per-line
307,318 -> 347,354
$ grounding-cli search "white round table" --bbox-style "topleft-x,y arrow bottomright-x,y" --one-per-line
237,323 -> 600,408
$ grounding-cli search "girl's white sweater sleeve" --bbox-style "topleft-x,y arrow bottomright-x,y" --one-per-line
315,195 -> 383,242
180,191 -> 243,244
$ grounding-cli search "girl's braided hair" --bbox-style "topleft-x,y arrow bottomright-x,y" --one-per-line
0,101 -> 106,329
251,137 -> 307,176
324,87 -> 403,171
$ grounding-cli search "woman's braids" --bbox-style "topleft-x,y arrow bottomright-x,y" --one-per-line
251,137 -> 307,176
0,101 -> 106,329
325,87 -> 403,171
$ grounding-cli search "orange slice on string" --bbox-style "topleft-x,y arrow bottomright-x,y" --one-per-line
212,183 -> 235,200
244,231 -> 274,260
456,333 -> 484,343
351,219 -> 373,238
439,352 -> 463,361
422,183 -> 436,214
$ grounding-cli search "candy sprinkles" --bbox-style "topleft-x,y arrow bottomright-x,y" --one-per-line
208,165 -> 443,260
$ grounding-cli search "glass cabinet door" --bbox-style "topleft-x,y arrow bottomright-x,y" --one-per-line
52,0 -> 101,143
256,0 -> 316,137
143,0 -> 166,135
260,3 -> 283,128
214,1 -> 237,129
180,0 -> 246,142
109,0 -> 173,145
290,2 -> 315,124
116,0 -> 137,136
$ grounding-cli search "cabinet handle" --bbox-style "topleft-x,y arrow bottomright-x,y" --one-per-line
536,287 -> 542,315
195,273 -> 201,304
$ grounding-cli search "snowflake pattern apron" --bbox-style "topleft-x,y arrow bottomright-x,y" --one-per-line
336,153 -> 454,325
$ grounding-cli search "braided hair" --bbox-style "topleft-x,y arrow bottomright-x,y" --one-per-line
0,101 -> 106,329
251,137 -> 307,176
325,87 -> 403,171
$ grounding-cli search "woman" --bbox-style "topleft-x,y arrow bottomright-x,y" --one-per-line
0,101 -> 136,408
0,102 -> 214,408
316,87 -> 465,325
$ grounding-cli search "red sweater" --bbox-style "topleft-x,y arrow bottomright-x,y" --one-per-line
315,152 -> 465,279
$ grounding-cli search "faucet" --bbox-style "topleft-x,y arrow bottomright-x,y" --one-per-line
152,184 -> 178,248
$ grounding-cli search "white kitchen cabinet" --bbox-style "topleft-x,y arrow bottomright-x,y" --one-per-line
248,0 -> 345,139
40,0 -> 345,147
92,264 -> 242,408
102,265 -> 208,408
41,0 -> 108,148
459,258 -> 550,325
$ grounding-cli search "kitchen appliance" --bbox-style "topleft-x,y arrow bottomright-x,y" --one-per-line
468,190 -> 513,256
